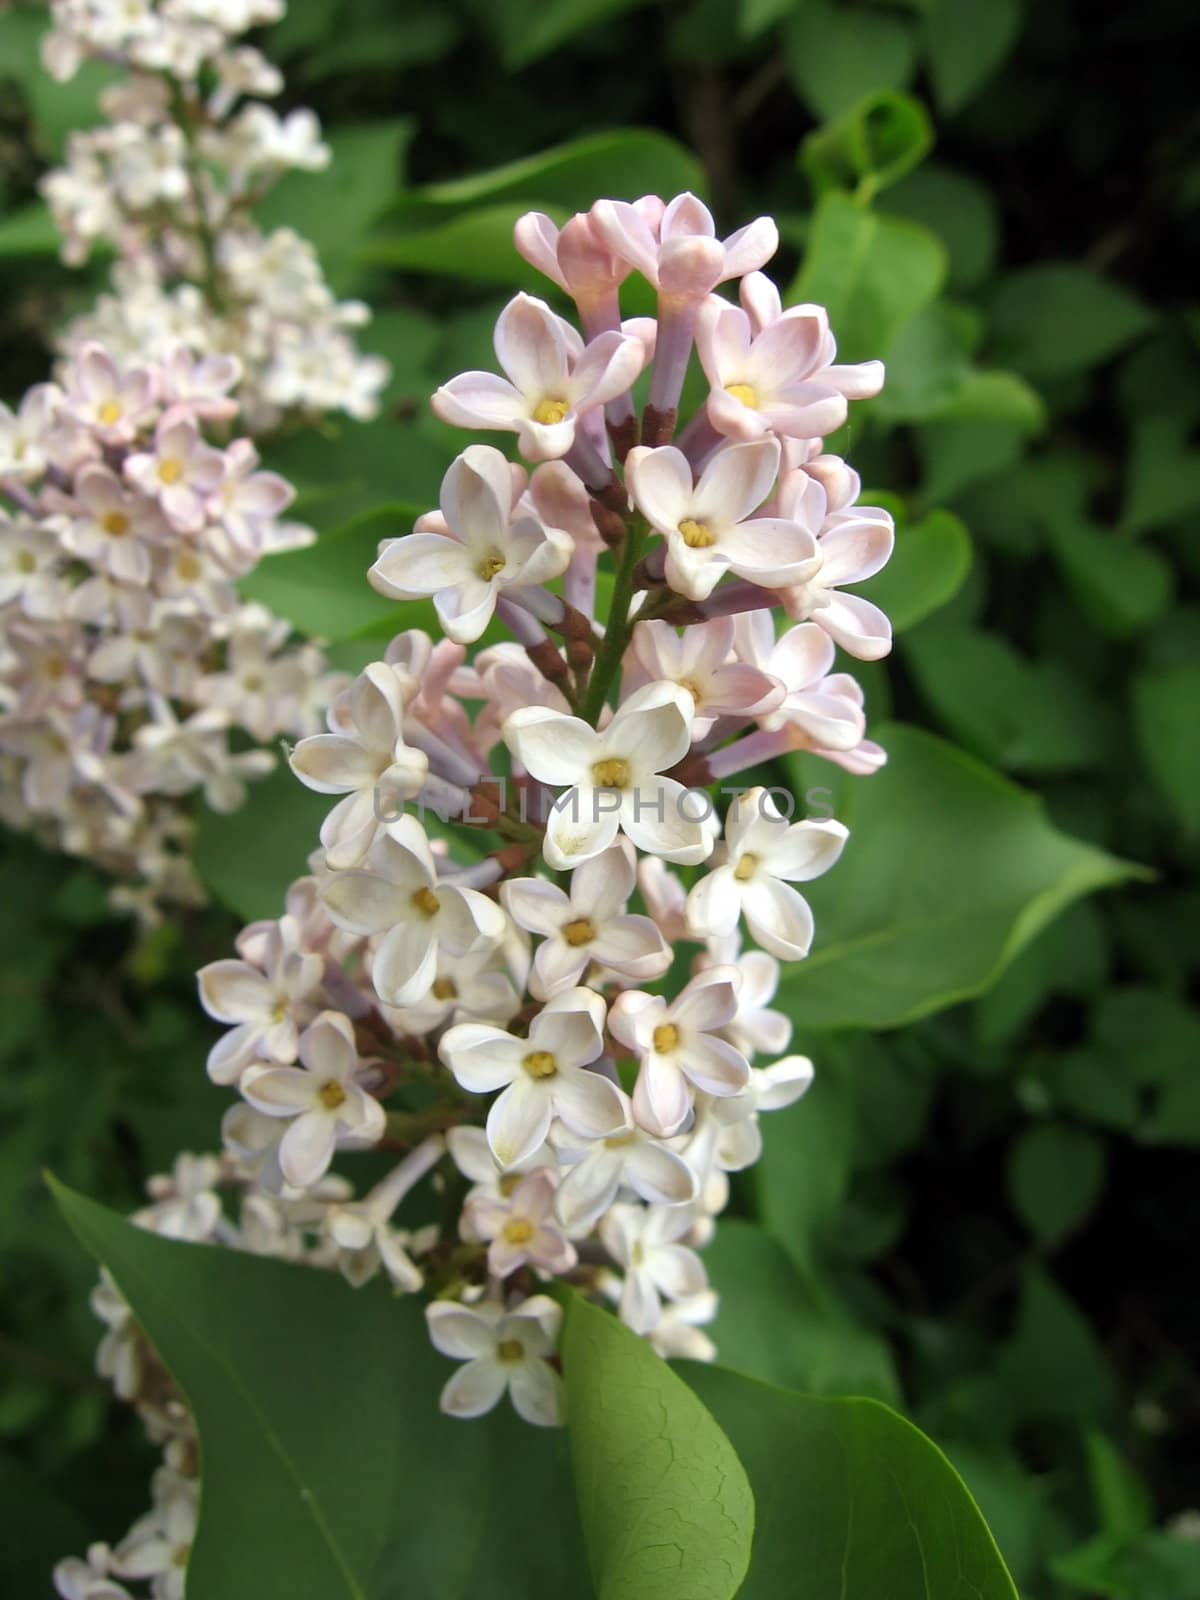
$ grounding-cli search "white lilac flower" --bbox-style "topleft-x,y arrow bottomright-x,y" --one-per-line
599,1203 -> 708,1334
464,1167 -> 577,1279
626,437 -> 820,601
197,921 -> 323,1082
54,1545 -> 132,1600
501,842 -> 671,999
431,292 -> 646,461
702,1055 -> 816,1171
426,1294 -> 564,1426
609,966 -> 751,1137
553,1119 -> 698,1234
320,815 -> 506,1008
240,1011 -> 385,1189
325,1137 -> 444,1290
439,987 -> 626,1168
289,661 -> 429,869
686,786 -> 848,960
109,1475 -> 196,1600
369,445 -> 572,643
504,680 -> 716,870
136,1153 -> 223,1241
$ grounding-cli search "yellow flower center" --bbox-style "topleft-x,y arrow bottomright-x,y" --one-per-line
476,551 -> 506,581
522,1050 -> 558,1080
411,887 -> 441,918
432,976 -> 457,1001
158,459 -> 183,485
318,1080 -> 347,1111
678,518 -> 715,549
733,852 -> 759,882
532,397 -> 569,425
631,1242 -> 646,1265
102,511 -> 130,537
591,757 -> 629,789
604,1132 -> 633,1149
98,400 -> 122,426
562,917 -> 595,947
172,1544 -> 191,1570
653,1023 -> 679,1054
499,1172 -> 523,1196
16,550 -> 36,573
176,552 -> 202,580
497,1337 -> 524,1363
725,382 -> 758,408
502,1217 -> 534,1245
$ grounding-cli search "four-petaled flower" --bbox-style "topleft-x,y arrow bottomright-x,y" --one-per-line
426,1295 -> 564,1426
504,680 -> 717,869
240,1011 -> 385,1190
369,444 -> 572,642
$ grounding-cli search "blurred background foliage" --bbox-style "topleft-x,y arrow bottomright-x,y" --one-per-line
1,0 -> 1199,1594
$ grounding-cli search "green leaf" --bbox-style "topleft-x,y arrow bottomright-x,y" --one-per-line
988,264 -> 1155,380
562,1292 -> 754,1600
0,202 -> 60,259
486,0 -> 654,68
1085,1432 -> 1153,1542
995,1268 -> 1118,1427
802,91 -> 933,201
903,623 -> 1115,772
685,1365 -> 1020,1600
881,163 -> 999,290
239,503 -> 421,641
704,1219 -> 897,1400
778,724 -> 1140,1029
50,1181 -> 589,1600
738,0 -> 796,36
301,6 -> 461,79
1047,520 -> 1174,638
396,129 -> 704,218
789,193 -> 946,361
1007,1122 -> 1107,1242
1121,414 -> 1200,536
256,120 -> 412,293
364,202 -> 565,287
922,0 -> 1023,114
786,7 -> 917,122
1132,663 -> 1200,837
860,507 -> 972,631
193,764 -> 329,924
870,301 -> 973,421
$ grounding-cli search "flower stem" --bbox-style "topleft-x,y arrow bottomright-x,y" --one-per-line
581,515 -> 646,724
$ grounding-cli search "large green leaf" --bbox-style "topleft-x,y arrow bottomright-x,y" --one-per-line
702,1219 -> 897,1400
786,5 -> 916,122
256,120 -> 412,293
778,724 -> 1139,1029
394,129 -> 705,220
684,1365 -> 1020,1600
192,765 -> 332,926
239,504 -> 422,641
922,0 -> 1022,114
51,1181 -> 588,1600
988,264 -> 1154,380
1132,663 -> 1200,837
788,193 -> 946,362
860,508 -> 972,632
562,1293 -> 754,1600
364,203 -> 566,287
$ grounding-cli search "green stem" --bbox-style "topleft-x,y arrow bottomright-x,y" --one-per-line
581,517 -> 646,725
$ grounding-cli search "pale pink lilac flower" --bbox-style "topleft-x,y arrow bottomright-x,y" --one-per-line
369,445 -> 572,643
124,408 -> 226,533
626,437 -> 820,601
431,292 -> 646,462
465,1167 -> 578,1279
